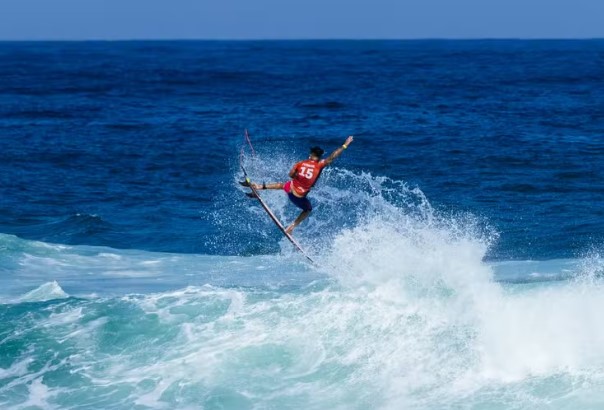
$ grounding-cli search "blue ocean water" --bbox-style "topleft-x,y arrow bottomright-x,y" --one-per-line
1,40 -> 603,409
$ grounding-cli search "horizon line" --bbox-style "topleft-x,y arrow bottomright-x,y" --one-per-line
1,37 -> 604,42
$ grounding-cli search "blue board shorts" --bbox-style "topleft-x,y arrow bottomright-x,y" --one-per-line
284,181 -> 312,211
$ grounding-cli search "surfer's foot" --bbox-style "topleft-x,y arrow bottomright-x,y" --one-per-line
285,224 -> 295,235
239,180 -> 251,187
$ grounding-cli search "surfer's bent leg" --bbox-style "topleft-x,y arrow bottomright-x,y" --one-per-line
286,210 -> 311,234
285,192 -> 312,234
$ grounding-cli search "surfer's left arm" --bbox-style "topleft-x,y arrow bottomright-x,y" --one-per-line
323,136 -> 354,166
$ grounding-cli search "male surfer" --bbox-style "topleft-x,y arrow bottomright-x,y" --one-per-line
241,136 -> 354,234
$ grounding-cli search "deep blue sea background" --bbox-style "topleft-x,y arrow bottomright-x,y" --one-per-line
1,40 -> 602,259
1,41 -> 604,409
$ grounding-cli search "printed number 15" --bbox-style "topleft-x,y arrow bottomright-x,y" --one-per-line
300,166 -> 314,179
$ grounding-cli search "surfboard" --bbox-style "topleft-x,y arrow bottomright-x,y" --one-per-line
240,161 -> 315,264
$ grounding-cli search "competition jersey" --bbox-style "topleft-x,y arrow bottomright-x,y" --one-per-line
289,159 -> 327,196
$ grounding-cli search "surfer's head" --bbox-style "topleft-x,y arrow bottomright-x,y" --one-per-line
310,146 -> 324,160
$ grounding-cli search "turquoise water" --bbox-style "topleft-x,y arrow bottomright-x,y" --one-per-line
2,199 -> 603,408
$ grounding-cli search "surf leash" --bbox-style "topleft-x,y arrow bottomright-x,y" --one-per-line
244,129 -> 256,158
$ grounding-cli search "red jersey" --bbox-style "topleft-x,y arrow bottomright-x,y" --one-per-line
289,159 -> 327,196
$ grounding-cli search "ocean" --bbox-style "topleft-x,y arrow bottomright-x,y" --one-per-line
0,40 -> 603,409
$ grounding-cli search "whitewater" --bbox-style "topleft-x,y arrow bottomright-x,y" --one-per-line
2,163 -> 604,410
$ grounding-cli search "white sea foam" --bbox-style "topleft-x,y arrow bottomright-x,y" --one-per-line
0,357 -> 34,381
20,378 -> 57,410
19,281 -> 69,303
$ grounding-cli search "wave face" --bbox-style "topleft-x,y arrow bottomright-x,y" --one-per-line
1,208 -> 603,409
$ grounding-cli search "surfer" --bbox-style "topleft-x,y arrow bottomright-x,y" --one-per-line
241,136 -> 354,234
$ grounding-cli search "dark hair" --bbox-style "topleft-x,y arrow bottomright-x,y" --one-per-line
310,146 -> 324,157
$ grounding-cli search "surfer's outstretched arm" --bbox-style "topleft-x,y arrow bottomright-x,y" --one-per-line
259,182 -> 283,190
323,136 -> 354,166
